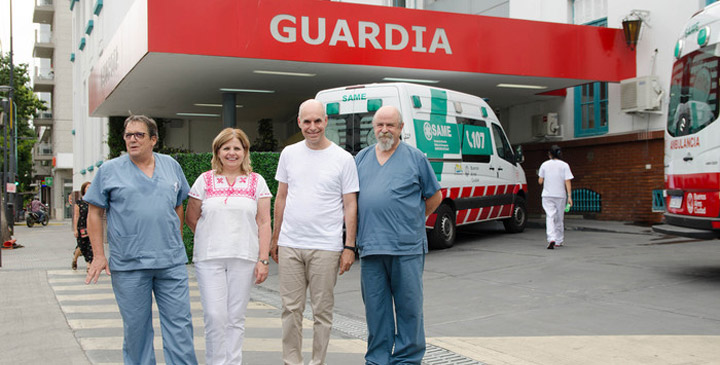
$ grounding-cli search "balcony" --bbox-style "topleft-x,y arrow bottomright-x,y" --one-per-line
33,0 -> 54,25
33,29 -> 54,59
33,67 -> 54,93
32,159 -> 52,178
34,143 -> 53,161
33,110 -> 53,127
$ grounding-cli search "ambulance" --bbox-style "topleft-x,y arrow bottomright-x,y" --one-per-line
315,83 -> 528,249
655,3 -> 720,239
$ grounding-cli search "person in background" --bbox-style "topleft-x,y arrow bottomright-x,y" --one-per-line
538,144 -> 574,249
83,115 -> 197,364
270,99 -> 359,365
185,128 -> 272,365
30,197 -> 47,222
72,182 -> 93,270
355,105 -> 442,365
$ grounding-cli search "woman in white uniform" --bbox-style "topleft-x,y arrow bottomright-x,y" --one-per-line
538,145 -> 573,249
185,128 -> 272,364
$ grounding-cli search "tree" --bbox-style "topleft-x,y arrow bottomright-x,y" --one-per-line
252,118 -> 278,152
0,53 -> 46,241
0,53 -> 46,190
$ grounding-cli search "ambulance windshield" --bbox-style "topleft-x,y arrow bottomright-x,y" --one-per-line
326,112 -> 377,155
667,44 -> 720,137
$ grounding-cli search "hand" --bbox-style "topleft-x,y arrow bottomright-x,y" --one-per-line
85,255 -> 111,284
568,197 -> 573,207
270,238 -> 279,263
338,249 -> 355,275
73,231 -> 78,238
254,262 -> 269,284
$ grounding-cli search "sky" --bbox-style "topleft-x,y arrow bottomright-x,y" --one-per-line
0,0 -> 37,72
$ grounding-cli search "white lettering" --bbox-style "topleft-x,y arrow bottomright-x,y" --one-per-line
329,19 -> 355,47
411,26 -> 427,52
301,16 -> 325,45
358,21 -> 381,49
429,28 -> 452,54
385,23 -> 409,50
270,15 -> 296,43
466,130 -> 484,149
269,15 -> 452,54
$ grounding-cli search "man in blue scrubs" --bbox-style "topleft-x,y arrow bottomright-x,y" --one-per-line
355,105 -> 442,365
84,115 -> 197,365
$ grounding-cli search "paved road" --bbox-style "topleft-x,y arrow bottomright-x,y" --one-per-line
1,219 -> 719,364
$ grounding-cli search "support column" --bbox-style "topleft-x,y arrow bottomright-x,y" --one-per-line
222,93 -> 236,129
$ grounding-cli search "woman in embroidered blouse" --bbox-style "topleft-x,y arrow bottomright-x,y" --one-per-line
185,128 -> 272,365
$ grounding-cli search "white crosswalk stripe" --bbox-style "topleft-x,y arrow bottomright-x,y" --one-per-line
47,268 -> 368,364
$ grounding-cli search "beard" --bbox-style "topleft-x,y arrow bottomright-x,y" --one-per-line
377,132 -> 395,151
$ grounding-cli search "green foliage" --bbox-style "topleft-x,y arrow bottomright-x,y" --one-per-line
107,117 -> 126,159
251,118 -> 278,152
0,54 -> 45,191
172,151 -> 280,262
108,116 -> 191,158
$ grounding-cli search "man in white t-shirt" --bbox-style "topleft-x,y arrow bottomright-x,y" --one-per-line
538,145 -> 574,249
270,99 -> 359,365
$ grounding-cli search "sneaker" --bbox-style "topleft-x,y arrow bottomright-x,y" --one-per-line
555,243 -> 564,247
547,241 -> 555,249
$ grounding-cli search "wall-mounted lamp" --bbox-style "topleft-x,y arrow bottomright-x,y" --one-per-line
622,10 -> 650,50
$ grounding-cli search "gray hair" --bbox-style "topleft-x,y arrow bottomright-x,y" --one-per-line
124,115 -> 158,138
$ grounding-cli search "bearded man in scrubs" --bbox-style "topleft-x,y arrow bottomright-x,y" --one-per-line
84,115 -> 197,365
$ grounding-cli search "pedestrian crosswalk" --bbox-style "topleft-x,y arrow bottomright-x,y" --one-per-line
47,269 -> 367,364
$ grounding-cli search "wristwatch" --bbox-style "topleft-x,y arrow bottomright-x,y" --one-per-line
343,245 -> 358,254
258,259 -> 269,265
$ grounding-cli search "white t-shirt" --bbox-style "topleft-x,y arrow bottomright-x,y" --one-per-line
275,141 -> 359,251
539,159 -> 574,198
189,171 -> 272,263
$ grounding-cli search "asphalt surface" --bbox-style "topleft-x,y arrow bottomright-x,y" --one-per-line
1,218 -> 719,364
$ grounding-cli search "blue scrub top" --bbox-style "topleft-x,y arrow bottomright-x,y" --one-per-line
84,153 -> 190,271
355,142 -> 440,257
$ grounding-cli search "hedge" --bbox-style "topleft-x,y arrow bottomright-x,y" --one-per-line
172,152 -> 280,262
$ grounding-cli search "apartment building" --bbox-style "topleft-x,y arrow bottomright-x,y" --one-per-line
32,0 -> 74,219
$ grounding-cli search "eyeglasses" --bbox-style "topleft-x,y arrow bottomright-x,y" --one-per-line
123,132 -> 147,140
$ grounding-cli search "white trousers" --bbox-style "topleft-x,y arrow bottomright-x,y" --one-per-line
542,196 -> 566,244
195,258 -> 256,365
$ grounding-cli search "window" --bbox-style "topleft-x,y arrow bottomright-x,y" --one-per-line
708,0 -> 718,5
574,17 -> 608,137
491,124 -> 515,164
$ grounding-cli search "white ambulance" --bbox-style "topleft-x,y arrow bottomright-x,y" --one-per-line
653,3 -> 720,239
315,83 -> 528,249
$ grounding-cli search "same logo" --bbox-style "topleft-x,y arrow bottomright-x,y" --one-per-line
686,193 -> 694,214
423,122 -> 433,141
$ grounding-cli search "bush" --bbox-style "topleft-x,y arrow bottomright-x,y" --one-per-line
172,152 -> 280,262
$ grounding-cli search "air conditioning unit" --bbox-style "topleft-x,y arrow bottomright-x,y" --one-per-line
621,76 -> 662,112
531,113 -> 560,137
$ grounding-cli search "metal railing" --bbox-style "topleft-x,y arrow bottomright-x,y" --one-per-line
36,0 -> 53,6
569,188 -> 602,213
652,189 -> 666,212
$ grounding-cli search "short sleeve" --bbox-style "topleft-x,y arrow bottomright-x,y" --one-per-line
175,161 -> 191,206
255,173 -> 273,199
189,171 -> 209,200
538,163 -> 546,179
416,151 -> 441,199
564,164 -> 574,180
275,149 -> 288,183
341,153 -> 360,194
83,164 -> 109,209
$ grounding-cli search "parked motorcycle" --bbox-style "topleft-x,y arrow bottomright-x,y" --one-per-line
26,207 -> 49,228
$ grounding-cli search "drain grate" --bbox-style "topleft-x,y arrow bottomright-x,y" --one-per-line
250,286 -> 486,365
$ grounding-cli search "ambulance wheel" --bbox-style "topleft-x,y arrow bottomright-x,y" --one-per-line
503,196 -> 527,233
428,204 -> 456,250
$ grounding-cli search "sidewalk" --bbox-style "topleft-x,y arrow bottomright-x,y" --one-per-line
0,221 -> 366,365
528,216 -> 655,236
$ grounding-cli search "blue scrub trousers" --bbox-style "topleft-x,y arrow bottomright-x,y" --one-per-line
361,254 -> 425,365
111,264 -> 198,365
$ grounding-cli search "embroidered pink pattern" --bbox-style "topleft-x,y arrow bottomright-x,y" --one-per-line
203,171 -> 259,200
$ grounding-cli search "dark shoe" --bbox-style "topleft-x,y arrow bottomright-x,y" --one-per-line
547,241 -> 555,249
72,260 -> 77,270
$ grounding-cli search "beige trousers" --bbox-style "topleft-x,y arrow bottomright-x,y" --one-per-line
279,246 -> 341,365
